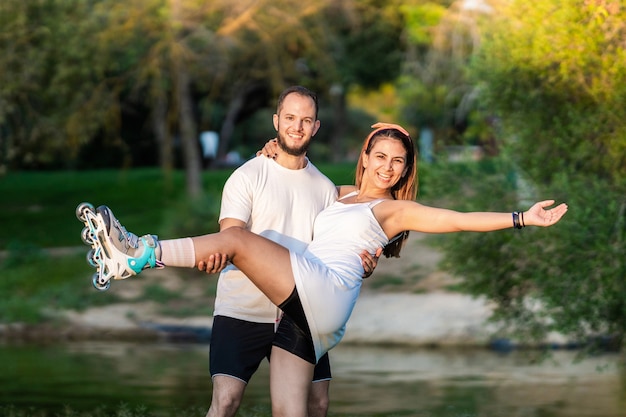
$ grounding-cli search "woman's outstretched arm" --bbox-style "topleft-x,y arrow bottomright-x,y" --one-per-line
378,199 -> 568,236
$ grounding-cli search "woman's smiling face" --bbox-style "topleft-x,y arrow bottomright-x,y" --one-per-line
361,138 -> 408,190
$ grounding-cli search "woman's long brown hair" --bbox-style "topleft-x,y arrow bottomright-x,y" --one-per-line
354,123 -> 418,258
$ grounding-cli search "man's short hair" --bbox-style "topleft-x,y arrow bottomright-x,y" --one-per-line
276,86 -> 319,120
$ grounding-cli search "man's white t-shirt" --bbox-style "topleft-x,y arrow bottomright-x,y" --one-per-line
214,155 -> 337,323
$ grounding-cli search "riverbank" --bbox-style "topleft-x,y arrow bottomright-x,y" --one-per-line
0,291 -> 496,344
0,293 -> 500,351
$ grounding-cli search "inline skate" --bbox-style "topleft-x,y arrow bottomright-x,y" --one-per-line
75,202 -> 161,291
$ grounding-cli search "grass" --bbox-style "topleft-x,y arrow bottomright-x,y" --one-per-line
0,164 -> 361,249
0,168 -> 225,323
0,250 -> 120,323
0,168 -> 232,249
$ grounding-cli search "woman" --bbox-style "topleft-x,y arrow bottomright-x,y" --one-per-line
77,123 -> 568,416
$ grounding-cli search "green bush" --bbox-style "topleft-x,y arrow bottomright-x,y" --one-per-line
427,159 -> 625,348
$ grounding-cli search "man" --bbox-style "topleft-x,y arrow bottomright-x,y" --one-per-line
201,86 -> 378,417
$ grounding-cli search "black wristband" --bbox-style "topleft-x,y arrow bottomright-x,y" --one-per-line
512,212 -> 523,229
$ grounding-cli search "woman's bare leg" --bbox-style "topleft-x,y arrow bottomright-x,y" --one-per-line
189,226 -> 296,306
194,228 -> 313,417
82,204 -> 297,302
270,346 -> 314,417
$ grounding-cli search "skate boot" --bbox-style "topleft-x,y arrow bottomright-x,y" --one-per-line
76,202 -> 162,291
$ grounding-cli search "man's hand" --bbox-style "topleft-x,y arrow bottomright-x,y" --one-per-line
197,253 -> 229,274
360,247 -> 382,279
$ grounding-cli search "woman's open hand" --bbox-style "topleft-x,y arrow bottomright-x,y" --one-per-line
524,200 -> 568,227
256,138 -> 279,159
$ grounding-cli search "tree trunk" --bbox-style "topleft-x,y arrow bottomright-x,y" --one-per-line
0,127 -> 6,175
176,67 -> 202,198
152,93 -> 173,181
328,84 -> 346,163
168,0 -> 201,197
218,82 -> 264,161
217,94 -> 243,162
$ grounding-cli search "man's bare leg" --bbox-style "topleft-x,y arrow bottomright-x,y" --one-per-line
205,376 -> 246,417
308,380 -> 330,417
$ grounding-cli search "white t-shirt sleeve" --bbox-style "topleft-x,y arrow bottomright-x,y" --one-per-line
219,166 -> 253,225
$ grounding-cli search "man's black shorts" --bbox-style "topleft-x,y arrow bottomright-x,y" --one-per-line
210,315 -> 331,383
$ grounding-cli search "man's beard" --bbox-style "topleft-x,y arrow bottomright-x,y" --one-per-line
276,131 -> 310,156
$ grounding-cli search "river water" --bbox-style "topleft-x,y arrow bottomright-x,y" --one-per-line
1,341 -> 625,416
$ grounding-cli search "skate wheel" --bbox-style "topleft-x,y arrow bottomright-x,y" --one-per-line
86,248 -> 99,267
76,202 -> 94,222
81,227 -> 95,245
92,273 -> 111,291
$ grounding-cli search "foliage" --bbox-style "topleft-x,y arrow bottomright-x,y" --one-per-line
453,0 -> 626,347
401,1 -> 448,46
0,0 -> 416,180
397,0 -> 485,146
332,0 -> 406,89
470,0 -> 626,185
426,158 -> 625,348
0,0 -> 116,171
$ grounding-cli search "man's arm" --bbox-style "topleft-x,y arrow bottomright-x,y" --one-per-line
219,218 -> 247,231
197,218 -> 245,273
360,247 -> 382,279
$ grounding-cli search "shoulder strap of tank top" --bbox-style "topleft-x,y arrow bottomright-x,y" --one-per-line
338,190 -> 358,202
368,198 -> 389,208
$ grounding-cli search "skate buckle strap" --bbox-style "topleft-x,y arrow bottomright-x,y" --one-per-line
127,235 -> 158,273
123,228 -> 140,248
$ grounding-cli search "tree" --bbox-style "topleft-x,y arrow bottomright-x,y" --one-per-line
92,0 -> 369,196
471,0 -> 626,184
1,0 -> 376,194
436,0 -> 626,350
93,0 -> 235,197
209,0 -> 358,164
397,0 -> 488,155
0,0 -> 412,182
0,0 -> 117,171
323,0 -> 406,161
